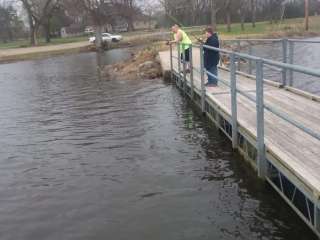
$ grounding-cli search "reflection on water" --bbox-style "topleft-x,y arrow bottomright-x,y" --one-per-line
0,51 -> 317,240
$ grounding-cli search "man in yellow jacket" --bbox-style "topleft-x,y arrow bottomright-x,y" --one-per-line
170,24 -> 192,72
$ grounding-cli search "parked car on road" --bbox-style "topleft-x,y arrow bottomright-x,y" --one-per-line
89,33 -> 123,43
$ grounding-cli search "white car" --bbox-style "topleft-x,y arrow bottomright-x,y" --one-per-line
89,33 -> 123,43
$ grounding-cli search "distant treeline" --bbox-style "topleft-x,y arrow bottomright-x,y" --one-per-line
159,0 -> 320,27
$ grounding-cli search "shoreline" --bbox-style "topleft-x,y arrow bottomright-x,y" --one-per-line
0,41 -> 92,64
1,31 -> 319,65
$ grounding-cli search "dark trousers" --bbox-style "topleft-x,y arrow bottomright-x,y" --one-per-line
180,48 -> 190,63
206,65 -> 218,85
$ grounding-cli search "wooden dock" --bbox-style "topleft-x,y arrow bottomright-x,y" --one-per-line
159,46 -> 320,238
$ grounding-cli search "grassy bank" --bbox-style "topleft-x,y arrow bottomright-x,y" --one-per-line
2,16 -> 320,50
1,16 -> 319,64
184,16 -> 320,39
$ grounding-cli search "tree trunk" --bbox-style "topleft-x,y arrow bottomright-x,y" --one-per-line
30,28 -> 35,45
211,0 -> 217,29
191,1 -> 197,25
95,26 -> 104,80
227,11 -> 231,32
241,16 -> 245,31
21,0 -> 36,46
239,5 -> 245,31
127,20 -> 134,32
280,3 -> 286,23
305,0 -> 309,31
226,0 -> 232,32
28,14 -> 36,45
95,25 -> 103,49
44,18 -> 51,43
251,0 -> 256,28
269,0 -> 273,24
6,24 -> 13,41
33,20 -> 42,46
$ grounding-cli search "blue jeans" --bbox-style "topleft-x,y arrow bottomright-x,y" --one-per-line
206,65 -> 218,85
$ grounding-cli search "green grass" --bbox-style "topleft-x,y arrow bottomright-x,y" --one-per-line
184,16 -> 320,39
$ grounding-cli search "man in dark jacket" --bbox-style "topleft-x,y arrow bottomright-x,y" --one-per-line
204,27 -> 220,86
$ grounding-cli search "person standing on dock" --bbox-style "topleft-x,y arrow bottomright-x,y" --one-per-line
170,24 -> 192,72
203,27 -> 220,86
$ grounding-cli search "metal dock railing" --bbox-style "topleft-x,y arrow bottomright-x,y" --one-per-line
167,40 -> 320,238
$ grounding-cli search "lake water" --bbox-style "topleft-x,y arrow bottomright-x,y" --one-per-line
247,37 -> 320,95
0,50 -> 317,240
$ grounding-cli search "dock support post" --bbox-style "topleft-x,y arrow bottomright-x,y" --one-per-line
256,59 -> 267,179
177,43 -> 181,88
230,53 -> 238,149
182,44 -> 187,94
249,44 -> 253,75
288,41 -> 294,87
282,38 -> 288,86
315,199 -> 319,231
190,45 -> 194,99
170,43 -> 173,80
200,44 -> 206,113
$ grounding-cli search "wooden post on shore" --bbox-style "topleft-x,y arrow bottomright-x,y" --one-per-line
305,0 -> 309,31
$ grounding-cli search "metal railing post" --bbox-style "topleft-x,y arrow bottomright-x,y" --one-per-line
288,41 -> 294,87
237,40 -> 241,71
177,43 -> 181,87
237,40 -> 241,52
200,44 -> 206,113
230,53 -> 238,149
249,44 -> 253,75
189,45 -> 194,99
182,44 -> 187,93
282,38 -> 288,86
219,40 -> 223,67
256,58 -> 267,179
170,43 -> 173,80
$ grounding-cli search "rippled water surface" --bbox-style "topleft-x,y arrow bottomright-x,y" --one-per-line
0,51 -> 317,240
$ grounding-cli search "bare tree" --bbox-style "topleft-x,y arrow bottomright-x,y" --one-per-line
65,0 -> 114,49
155,0 -> 308,30
20,0 -> 60,45
0,4 -> 14,42
111,0 -> 140,31
190,0 -> 200,25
